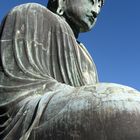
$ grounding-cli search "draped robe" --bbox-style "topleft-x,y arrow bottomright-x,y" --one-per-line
1,3 -> 140,140
0,3 -> 98,139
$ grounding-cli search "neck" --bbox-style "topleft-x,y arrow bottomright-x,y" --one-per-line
68,20 -> 80,39
63,15 -> 80,39
53,12 -> 80,38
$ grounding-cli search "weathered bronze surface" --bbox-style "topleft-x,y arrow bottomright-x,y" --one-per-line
0,1 -> 140,140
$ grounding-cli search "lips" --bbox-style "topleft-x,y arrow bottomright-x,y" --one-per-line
86,15 -> 95,23
89,16 -> 95,23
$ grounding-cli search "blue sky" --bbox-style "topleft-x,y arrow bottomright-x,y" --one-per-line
0,0 -> 140,90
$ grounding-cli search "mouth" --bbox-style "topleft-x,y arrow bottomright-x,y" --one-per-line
86,15 -> 95,24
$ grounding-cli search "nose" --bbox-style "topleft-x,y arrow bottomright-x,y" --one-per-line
91,11 -> 98,18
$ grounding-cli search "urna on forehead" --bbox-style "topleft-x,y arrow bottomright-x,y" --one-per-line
47,0 -> 105,7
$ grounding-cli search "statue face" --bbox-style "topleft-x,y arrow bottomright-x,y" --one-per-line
64,0 -> 102,32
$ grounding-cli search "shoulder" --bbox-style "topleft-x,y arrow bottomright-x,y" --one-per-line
10,3 -> 47,13
1,3 -> 75,42
8,3 -> 73,34
8,3 -> 55,20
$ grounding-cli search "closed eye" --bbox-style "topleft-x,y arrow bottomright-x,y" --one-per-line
96,0 -> 101,8
98,0 -> 102,4
90,0 -> 95,5
99,0 -> 104,7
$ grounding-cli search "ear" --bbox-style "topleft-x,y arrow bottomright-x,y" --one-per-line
56,0 -> 66,16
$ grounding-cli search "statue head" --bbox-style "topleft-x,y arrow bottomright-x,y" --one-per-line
47,0 -> 104,33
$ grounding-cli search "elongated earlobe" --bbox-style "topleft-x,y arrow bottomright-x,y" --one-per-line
56,7 -> 64,16
56,0 -> 66,16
